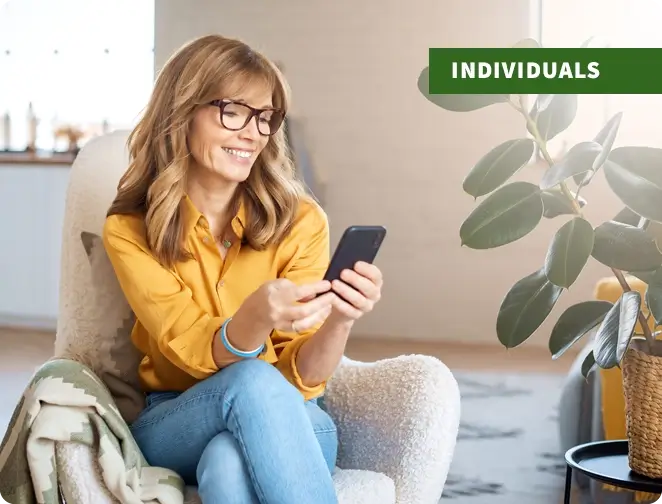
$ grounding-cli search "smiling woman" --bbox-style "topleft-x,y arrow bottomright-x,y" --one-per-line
100,33 -> 385,504
106,34 -> 301,266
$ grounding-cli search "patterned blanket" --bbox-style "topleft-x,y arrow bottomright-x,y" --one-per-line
0,359 -> 185,504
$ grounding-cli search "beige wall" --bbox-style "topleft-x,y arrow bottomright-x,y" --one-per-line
154,0 -> 622,347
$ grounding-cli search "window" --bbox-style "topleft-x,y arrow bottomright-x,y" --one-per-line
540,0 -> 662,155
0,0 -> 154,151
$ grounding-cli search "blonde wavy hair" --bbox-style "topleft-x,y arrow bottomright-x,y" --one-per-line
107,34 -> 310,268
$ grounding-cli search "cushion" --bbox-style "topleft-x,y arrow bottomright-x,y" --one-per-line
59,230 -> 145,424
183,468 -> 396,504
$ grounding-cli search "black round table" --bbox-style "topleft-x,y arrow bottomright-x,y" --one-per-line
564,440 -> 662,504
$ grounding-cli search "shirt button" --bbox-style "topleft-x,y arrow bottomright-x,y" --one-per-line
203,236 -> 210,243
218,280 -> 225,287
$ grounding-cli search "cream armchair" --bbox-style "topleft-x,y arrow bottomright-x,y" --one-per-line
40,130 -> 460,504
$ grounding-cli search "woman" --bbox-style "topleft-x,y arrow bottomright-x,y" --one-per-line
102,34 -> 383,504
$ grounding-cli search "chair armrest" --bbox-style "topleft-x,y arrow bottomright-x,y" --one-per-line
323,355 -> 461,504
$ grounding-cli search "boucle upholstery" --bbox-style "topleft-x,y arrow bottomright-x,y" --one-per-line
52,130 -> 461,503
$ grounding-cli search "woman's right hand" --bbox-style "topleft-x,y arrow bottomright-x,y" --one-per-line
225,279 -> 335,352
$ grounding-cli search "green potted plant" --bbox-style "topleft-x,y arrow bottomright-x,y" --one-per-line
418,38 -> 662,479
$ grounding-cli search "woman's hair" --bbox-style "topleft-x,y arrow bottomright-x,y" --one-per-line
107,34 -> 310,268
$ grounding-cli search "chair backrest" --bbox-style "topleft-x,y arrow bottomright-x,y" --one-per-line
54,129 -> 145,424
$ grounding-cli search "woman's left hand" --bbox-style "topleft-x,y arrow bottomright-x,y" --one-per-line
329,261 -> 383,322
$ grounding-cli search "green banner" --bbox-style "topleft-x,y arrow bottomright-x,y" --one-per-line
428,48 -> 662,94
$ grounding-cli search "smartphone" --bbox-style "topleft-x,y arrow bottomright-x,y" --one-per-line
323,225 -> 387,283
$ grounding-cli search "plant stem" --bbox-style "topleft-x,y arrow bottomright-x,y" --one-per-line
510,97 -> 582,215
611,268 -> 655,353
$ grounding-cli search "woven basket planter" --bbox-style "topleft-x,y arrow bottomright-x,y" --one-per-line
622,344 -> 662,479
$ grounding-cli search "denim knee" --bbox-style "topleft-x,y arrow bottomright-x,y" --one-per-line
220,358 -> 303,404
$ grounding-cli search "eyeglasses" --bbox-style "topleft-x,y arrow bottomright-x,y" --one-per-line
209,99 -> 285,137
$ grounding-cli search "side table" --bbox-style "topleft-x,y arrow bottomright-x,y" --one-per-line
564,440 -> 662,504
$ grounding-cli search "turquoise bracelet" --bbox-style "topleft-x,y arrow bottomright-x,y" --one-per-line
219,317 -> 265,358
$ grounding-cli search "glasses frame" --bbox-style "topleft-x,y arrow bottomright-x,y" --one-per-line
209,99 -> 285,137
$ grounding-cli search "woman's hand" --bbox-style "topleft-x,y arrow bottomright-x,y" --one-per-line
227,279 -> 334,351
328,261 -> 383,323
255,278 -> 334,333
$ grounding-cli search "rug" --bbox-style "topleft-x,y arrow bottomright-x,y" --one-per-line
441,371 -> 568,504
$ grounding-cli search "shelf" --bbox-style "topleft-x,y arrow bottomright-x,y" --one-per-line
0,150 -> 76,166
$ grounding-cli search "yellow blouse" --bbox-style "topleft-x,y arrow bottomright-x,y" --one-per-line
102,194 -> 330,400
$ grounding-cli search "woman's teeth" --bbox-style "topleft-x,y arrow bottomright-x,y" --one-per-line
223,147 -> 252,159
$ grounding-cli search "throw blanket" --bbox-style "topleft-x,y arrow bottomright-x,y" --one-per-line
0,359 -> 185,504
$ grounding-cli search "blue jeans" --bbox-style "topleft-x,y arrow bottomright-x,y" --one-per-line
129,359 -> 339,504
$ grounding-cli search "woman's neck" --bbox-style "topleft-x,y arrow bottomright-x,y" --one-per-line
186,174 -> 239,237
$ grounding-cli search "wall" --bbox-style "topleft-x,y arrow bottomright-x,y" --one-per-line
154,0 -> 623,347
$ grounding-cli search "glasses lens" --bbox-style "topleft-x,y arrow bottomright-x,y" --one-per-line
257,109 -> 285,136
221,102 -> 252,130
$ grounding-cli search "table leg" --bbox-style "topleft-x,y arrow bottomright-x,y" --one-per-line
564,465 -> 572,504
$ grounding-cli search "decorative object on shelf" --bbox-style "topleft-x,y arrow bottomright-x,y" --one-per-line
418,36 -> 662,479
1,111 -> 10,151
26,102 -> 39,152
54,124 -> 85,154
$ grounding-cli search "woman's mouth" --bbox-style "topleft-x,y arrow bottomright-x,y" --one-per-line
222,147 -> 253,160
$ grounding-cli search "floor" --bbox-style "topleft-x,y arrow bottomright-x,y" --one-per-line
0,325 -> 581,374
446,370 -> 570,504
344,336 -> 580,373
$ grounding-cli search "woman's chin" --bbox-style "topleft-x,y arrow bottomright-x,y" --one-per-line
213,162 -> 252,183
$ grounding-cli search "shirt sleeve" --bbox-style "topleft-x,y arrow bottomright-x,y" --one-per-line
272,202 -> 331,400
102,215 -> 222,380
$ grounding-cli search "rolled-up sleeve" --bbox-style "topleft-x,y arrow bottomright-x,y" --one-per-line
272,204 -> 331,399
102,215 -> 222,380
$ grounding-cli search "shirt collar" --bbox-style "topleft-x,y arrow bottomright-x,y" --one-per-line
182,193 -> 246,240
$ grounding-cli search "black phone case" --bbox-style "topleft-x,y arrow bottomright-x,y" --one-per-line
323,225 -> 387,282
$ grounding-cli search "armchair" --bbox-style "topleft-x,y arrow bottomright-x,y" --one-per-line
0,130 -> 460,504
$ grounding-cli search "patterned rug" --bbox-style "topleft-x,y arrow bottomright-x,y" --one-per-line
441,371 -> 567,504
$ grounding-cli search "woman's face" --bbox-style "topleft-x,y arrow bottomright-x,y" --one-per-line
188,83 -> 276,184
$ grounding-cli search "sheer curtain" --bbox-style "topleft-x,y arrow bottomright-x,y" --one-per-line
0,0 -> 154,151
541,0 -> 662,154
